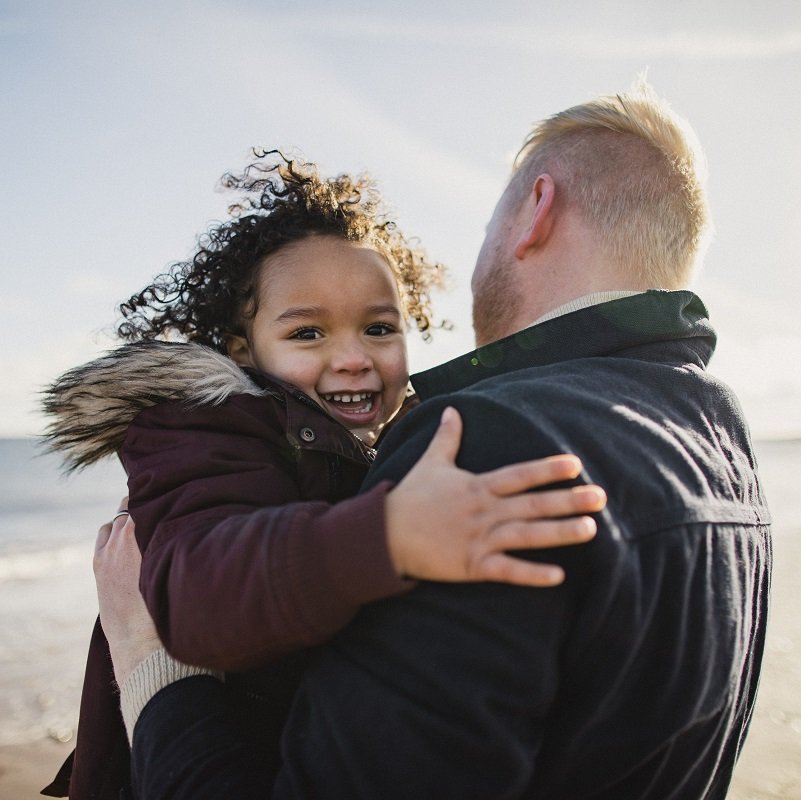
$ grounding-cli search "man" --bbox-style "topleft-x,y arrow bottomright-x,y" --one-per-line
99,81 -> 771,798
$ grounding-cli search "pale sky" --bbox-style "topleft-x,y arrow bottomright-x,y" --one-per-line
1,0 -> 800,439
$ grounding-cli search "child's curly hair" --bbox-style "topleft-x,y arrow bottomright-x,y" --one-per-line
116,150 -> 445,352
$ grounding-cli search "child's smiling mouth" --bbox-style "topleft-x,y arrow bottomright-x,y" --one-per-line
321,392 -> 375,415
318,392 -> 384,436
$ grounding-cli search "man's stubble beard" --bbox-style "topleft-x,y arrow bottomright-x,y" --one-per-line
471,254 -> 523,348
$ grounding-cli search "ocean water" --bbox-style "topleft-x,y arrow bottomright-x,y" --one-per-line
0,439 -> 125,745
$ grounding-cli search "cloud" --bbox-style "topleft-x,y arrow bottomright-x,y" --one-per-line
267,14 -> 801,61
594,30 -> 801,59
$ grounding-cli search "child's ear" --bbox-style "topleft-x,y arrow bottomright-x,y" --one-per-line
226,334 -> 255,368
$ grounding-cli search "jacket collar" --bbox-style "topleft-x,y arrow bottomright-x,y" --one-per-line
411,290 -> 716,399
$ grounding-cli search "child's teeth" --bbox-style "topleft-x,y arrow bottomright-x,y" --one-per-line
325,393 -> 370,403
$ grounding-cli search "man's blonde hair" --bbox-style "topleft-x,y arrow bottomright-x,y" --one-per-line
511,79 -> 711,288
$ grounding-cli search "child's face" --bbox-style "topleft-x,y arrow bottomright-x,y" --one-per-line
228,235 -> 409,446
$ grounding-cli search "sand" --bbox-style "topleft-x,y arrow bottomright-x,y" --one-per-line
0,439 -> 798,799
726,440 -> 801,800
0,739 -> 72,800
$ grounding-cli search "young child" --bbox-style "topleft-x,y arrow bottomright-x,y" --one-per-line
42,151 -> 604,799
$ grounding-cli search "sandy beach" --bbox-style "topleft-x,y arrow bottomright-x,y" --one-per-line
0,439 -> 798,799
726,440 -> 801,799
0,539 -> 96,799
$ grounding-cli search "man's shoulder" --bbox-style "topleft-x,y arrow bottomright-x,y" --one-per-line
399,356 -> 761,526
452,354 -> 746,443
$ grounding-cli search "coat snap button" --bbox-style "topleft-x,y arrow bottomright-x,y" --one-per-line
299,427 -> 316,443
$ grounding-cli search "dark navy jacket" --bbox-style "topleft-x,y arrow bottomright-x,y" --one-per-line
131,291 -> 772,799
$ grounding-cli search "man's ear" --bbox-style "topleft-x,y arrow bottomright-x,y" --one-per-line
226,334 -> 255,368
513,174 -> 556,260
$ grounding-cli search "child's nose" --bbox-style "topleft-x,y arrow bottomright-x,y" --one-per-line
331,342 -> 373,373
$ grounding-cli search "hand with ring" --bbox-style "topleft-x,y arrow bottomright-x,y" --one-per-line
94,499 -> 162,687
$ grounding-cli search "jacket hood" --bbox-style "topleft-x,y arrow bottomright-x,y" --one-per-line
41,340 -> 265,472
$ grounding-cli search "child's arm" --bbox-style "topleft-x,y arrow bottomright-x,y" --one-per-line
123,392 -> 406,671
125,398 -> 603,673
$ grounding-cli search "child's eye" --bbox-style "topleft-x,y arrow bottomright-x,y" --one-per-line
290,328 -> 322,341
365,322 -> 396,337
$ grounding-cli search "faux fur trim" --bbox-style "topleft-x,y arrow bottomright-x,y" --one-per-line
41,341 -> 265,472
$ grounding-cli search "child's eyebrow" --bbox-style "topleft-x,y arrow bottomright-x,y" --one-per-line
274,306 -> 323,323
365,304 -> 402,317
274,304 -> 401,323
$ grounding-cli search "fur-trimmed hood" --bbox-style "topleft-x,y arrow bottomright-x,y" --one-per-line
41,340 -> 267,472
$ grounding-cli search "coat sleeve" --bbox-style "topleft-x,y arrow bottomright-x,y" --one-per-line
122,395 -> 411,672
131,677 -> 275,800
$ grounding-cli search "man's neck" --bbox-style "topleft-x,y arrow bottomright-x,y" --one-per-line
531,290 -> 644,326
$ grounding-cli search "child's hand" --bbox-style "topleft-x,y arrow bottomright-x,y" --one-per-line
385,407 -> 606,587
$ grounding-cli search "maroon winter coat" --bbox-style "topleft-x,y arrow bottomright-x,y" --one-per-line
41,341 -> 412,798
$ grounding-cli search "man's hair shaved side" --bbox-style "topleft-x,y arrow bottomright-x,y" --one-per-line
510,78 -> 712,288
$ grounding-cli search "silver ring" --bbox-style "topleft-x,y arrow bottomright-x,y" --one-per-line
112,510 -> 130,522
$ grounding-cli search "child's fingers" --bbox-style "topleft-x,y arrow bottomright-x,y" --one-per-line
479,553 -> 566,587
482,454 -> 584,496
490,516 -> 597,553
418,406 -> 463,465
488,485 -> 606,526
